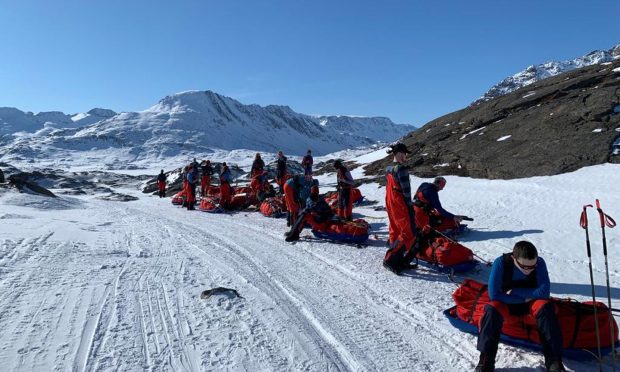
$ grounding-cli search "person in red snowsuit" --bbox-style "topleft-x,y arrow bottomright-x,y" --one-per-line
283,174 -> 314,227
275,151 -> 288,195
156,169 -> 167,198
333,160 -> 354,220
200,160 -> 213,196
414,176 -> 464,234
383,143 -> 419,274
219,162 -> 232,208
186,165 -> 198,210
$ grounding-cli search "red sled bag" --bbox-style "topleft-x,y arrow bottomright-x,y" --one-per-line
171,190 -> 186,205
417,237 -> 474,267
452,279 -> 619,350
206,185 -> 220,196
259,197 -> 287,218
311,218 -> 370,244
198,196 -> 223,213
325,188 -> 364,211
232,187 -> 259,207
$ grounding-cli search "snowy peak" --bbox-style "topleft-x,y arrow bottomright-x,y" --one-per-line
317,115 -> 415,143
0,90 -> 414,166
474,43 -> 620,104
0,106 -> 117,135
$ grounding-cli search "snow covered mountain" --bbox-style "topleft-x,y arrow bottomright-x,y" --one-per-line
0,91 -> 415,167
474,43 -> 620,104
0,107 -> 117,135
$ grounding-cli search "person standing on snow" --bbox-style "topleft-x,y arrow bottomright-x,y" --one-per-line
200,160 -> 213,196
333,159 -> 354,221
156,169 -> 167,198
186,165 -> 198,210
382,143 -> 419,275
474,241 -> 565,372
219,162 -> 233,208
301,149 -> 313,176
251,153 -> 265,177
275,151 -> 288,195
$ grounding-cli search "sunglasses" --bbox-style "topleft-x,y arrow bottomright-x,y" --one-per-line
513,257 -> 537,271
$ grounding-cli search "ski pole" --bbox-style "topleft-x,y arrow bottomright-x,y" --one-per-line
581,204 -> 603,369
596,199 -> 617,370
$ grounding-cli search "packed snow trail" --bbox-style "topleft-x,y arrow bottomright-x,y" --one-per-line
2,161 -> 619,371
0,197 -> 506,371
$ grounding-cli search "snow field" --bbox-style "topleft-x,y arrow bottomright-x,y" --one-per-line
0,162 -> 619,371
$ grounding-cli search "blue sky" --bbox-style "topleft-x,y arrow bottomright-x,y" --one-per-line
0,0 -> 618,126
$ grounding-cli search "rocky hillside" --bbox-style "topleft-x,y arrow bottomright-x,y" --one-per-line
365,58 -> 620,179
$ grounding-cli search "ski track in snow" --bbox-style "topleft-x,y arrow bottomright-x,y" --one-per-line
1,164 -> 618,371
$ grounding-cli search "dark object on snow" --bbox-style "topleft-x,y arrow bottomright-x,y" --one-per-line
200,287 -> 243,299
8,174 -> 56,197
96,193 -> 139,202
0,167 -> 4,183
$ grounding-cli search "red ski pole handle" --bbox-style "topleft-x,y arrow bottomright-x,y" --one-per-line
595,199 -> 617,228
580,204 -> 593,229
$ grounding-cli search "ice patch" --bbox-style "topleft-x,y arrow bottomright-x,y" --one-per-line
592,128 -> 603,133
497,135 -> 512,141
613,67 -> 620,72
522,92 -> 536,99
460,126 -> 486,140
433,163 -> 449,168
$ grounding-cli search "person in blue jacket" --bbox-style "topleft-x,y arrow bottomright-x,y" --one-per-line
475,241 -> 565,372
186,165 -> 199,210
285,185 -> 334,242
414,176 -> 464,233
283,174 -> 315,227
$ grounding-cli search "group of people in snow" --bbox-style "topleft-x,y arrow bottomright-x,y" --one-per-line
382,142 -> 566,372
156,143 -> 567,371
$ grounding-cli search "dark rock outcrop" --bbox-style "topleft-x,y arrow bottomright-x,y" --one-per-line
366,58 -> 620,179
7,174 -> 56,197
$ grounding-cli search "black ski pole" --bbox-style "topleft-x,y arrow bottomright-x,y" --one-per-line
581,204 -> 603,370
596,199 -> 617,370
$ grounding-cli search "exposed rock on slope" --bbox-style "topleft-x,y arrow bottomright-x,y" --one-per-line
366,59 -> 620,179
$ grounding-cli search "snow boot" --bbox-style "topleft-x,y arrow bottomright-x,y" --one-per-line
382,260 -> 402,275
546,360 -> 566,372
474,353 -> 495,372
285,231 -> 300,242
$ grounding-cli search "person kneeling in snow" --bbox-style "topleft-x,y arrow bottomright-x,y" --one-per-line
283,174 -> 315,227
475,241 -> 565,372
285,186 -> 334,242
414,176 -> 466,234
